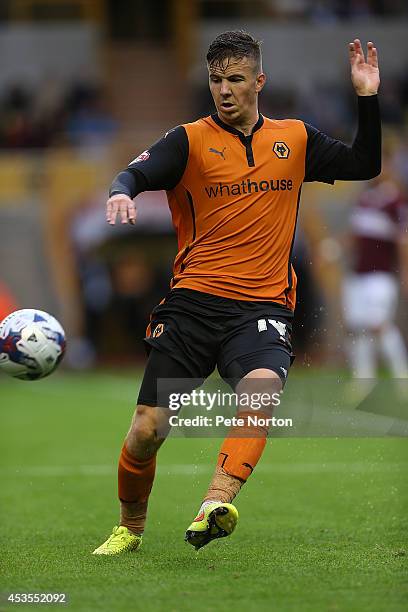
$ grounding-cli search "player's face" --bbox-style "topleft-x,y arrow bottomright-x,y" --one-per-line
208,56 -> 265,129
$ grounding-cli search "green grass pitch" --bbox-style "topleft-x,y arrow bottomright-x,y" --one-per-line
0,370 -> 407,611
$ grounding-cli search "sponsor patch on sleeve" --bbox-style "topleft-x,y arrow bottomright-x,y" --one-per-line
129,150 -> 150,165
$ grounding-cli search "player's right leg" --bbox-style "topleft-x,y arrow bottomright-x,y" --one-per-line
93,348 -> 195,555
343,273 -> 378,379
93,289 -> 222,555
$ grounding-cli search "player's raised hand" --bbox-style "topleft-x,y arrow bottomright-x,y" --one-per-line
106,194 -> 137,225
349,39 -> 380,96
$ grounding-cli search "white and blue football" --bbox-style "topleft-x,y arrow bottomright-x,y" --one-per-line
0,309 -> 66,380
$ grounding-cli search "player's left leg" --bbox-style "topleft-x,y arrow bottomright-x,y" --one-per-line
186,366 -> 285,550
185,312 -> 293,549
205,369 -> 282,498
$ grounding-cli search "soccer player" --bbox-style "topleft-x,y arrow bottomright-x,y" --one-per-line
343,160 -> 408,382
93,31 -> 381,555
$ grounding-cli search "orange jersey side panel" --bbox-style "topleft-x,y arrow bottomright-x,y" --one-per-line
166,116 -> 307,309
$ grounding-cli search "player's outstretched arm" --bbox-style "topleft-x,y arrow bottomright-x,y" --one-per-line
304,39 -> 381,184
106,193 -> 137,226
349,39 -> 380,96
106,126 -> 189,227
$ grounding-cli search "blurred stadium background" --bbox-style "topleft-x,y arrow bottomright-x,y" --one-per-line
1,3 -> 407,610
0,0 -> 407,369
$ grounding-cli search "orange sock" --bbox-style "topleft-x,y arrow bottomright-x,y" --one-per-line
204,465 -> 243,504
118,444 -> 156,503
118,444 -> 156,535
217,411 -> 269,481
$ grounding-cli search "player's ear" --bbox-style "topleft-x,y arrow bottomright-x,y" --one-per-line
255,73 -> 266,93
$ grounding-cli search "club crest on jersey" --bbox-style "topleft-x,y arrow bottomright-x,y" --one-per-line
129,150 -> 150,164
273,141 -> 290,159
152,323 -> 165,338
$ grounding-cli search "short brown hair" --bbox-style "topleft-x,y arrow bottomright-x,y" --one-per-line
206,30 -> 262,72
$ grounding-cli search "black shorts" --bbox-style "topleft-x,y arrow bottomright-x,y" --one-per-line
138,288 -> 295,406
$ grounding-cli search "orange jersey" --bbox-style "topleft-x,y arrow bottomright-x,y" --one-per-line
168,115 -> 306,308
115,97 -> 380,310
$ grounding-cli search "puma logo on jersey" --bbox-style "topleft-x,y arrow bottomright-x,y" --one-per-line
209,146 -> 226,159
280,367 -> 288,378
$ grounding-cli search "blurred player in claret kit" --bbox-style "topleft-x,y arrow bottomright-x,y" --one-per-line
93,31 -> 381,555
343,158 -> 408,383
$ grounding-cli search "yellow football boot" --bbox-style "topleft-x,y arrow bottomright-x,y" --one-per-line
185,502 -> 239,550
92,526 -> 142,555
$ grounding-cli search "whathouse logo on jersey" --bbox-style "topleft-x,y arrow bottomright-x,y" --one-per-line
204,178 -> 293,198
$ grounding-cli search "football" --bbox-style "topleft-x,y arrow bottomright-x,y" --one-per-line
0,309 -> 66,380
